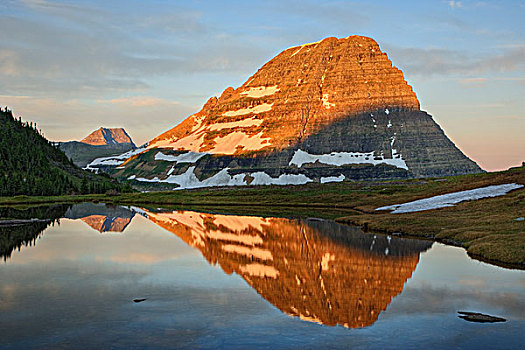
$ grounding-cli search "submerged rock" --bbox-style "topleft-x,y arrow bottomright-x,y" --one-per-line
133,298 -> 147,303
458,311 -> 506,323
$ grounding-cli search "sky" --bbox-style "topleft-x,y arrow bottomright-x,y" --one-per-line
1,0 -> 524,171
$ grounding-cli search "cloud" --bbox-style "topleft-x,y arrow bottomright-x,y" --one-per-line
494,43 -> 525,49
458,77 -> 525,86
0,3 -> 271,99
0,50 -> 19,76
496,115 -> 525,120
385,45 -> 525,77
20,0 -> 110,23
0,94 -> 196,144
103,96 -> 179,107
458,77 -> 488,85
274,0 -> 369,27
448,1 -> 463,9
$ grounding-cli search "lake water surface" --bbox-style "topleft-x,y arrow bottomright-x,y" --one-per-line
1,203 -> 524,349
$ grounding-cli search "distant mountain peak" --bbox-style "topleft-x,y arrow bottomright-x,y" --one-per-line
82,127 -> 135,147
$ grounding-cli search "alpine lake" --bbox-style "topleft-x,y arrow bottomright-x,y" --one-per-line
1,203 -> 523,349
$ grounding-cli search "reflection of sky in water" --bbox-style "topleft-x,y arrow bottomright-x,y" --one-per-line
1,209 -> 524,349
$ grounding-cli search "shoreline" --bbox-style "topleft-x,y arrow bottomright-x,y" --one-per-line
1,166 -> 524,268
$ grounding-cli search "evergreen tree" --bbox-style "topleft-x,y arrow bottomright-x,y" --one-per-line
0,107 -> 126,196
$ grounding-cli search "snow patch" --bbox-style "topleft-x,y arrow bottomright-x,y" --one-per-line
150,130 -> 206,152
135,166 -> 312,189
249,172 -> 312,186
208,117 -> 264,131
291,46 -> 303,57
210,131 -> 271,154
142,210 -> 271,250
320,175 -> 345,184
289,149 -> 408,170
155,151 -> 208,163
223,103 -> 273,117
376,183 -> 524,214
241,85 -> 279,98
85,145 -> 147,169
148,115 -> 206,150
239,263 -> 279,278
289,39 -> 323,57
190,115 -> 206,132
138,130 -> 272,158
127,206 -> 148,217
222,244 -> 273,261
135,176 -> 162,183
322,93 -> 335,109
321,253 -> 335,271
213,215 -> 268,233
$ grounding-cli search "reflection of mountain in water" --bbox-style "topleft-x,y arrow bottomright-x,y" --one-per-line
65,203 -> 135,233
79,215 -> 134,233
139,209 -> 432,328
0,205 -> 70,261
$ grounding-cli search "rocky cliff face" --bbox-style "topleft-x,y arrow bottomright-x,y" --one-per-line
82,127 -> 135,147
138,209 -> 431,328
100,35 -> 481,188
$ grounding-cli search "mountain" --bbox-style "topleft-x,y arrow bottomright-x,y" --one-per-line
103,36 -> 482,189
59,127 -> 136,168
0,108 -> 125,196
82,127 -> 135,146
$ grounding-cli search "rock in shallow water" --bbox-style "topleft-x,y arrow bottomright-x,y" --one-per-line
457,311 -> 506,323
